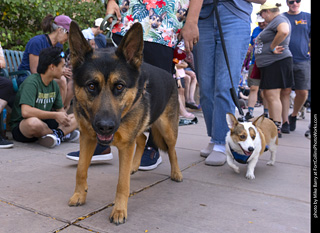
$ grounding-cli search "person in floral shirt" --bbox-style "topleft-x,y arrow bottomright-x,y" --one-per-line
112,0 -> 189,48
105,0 -> 202,170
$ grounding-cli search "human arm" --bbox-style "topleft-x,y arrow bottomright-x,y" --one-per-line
179,0 -> 203,53
270,22 -> 290,54
246,0 -> 266,4
106,0 -> 121,23
29,54 -> 39,74
0,55 -> 5,69
21,104 -> 70,126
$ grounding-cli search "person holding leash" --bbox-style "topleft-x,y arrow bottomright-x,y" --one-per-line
194,0 -> 267,166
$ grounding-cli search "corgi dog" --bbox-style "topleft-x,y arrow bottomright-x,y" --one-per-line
225,113 -> 278,179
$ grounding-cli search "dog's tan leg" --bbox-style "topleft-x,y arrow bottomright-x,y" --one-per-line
69,134 -> 96,206
131,133 -> 147,174
109,142 -> 135,225
152,116 -> 183,182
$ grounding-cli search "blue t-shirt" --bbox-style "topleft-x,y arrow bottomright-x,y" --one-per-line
250,26 -> 263,64
283,12 -> 311,63
18,34 -> 63,71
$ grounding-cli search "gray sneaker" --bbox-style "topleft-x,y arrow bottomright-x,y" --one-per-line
62,130 -> 80,142
205,150 -> 226,166
38,134 -> 60,148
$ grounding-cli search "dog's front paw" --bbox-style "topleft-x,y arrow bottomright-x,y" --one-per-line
171,170 -> 183,182
267,160 -> 275,166
245,172 -> 255,180
68,192 -> 87,206
233,166 -> 240,174
109,206 -> 127,225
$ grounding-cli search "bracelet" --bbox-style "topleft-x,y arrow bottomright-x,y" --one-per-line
271,47 -> 276,53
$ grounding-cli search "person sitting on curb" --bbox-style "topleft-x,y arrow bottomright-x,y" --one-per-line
0,42 -> 15,148
9,47 -> 79,148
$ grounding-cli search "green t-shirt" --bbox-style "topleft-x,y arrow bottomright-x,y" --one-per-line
10,73 -> 63,129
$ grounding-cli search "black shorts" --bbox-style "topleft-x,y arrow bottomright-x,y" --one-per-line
259,57 -> 294,90
113,34 -> 174,74
12,119 -> 59,143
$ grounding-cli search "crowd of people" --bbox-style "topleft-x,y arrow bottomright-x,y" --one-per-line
0,0 -> 311,171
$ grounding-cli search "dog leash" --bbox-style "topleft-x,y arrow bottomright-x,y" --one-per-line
100,14 -> 119,48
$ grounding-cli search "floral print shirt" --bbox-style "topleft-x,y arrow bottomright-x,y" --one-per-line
113,0 -> 190,48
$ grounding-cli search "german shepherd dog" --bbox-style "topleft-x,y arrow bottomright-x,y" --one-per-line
68,21 -> 183,225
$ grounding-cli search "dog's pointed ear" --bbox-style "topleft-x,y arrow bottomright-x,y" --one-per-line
252,114 -> 265,128
226,113 -> 238,129
69,21 -> 93,68
116,23 -> 144,69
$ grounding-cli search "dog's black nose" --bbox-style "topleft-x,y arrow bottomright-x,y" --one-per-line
95,120 -> 115,134
248,147 -> 254,152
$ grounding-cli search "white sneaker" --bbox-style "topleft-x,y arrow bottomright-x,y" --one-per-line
38,134 -> 60,148
200,142 -> 214,158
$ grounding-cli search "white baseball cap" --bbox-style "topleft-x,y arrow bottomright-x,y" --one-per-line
94,18 -> 104,27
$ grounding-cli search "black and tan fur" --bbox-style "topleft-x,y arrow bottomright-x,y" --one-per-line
67,21 -> 182,225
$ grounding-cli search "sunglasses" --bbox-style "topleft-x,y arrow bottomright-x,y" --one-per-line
288,0 -> 301,4
52,51 -> 65,62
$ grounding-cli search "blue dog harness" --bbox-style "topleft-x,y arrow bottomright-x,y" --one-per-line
229,144 -> 269,164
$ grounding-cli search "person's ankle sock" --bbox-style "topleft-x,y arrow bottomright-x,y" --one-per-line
213,144 -> 226,153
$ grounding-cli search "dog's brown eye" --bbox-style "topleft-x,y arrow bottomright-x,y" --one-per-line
89,84 -> 95,90
240,135 -> 246,140
116,84 -> 124,91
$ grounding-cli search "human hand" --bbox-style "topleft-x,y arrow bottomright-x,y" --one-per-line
106,0 -> 121,23
272,46 -> 285,54
56,112 -> 71,127
178,21 -> 199,53
63,67 -> 73,79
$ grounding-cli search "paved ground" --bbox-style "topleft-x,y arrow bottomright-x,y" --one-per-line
0,107 -> 311,233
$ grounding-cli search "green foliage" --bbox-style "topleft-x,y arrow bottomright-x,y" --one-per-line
0,0 -> 105,50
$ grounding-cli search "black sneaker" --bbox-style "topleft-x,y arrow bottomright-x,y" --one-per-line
0,134 -> 14,149
289,114 -> 297,131
245,112 -> 254,121
139,147 -> 162,171
281,122 -> 290,134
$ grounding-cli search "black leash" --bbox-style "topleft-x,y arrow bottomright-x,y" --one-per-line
199,0 -> 244,117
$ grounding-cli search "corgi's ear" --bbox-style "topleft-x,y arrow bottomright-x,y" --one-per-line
226,113 -> 238,129
116,23 -> 144,69
69,21 -> 93,68
252,114 -> 265,128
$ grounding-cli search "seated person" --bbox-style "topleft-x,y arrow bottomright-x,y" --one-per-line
18,14 -> 73,110
174,63 -> 195,119
0,42 -> 15,148
82,18 -> 105,49
10,47 -> 79,148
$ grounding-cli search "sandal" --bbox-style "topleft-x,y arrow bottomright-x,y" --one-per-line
186,102 -> 199,110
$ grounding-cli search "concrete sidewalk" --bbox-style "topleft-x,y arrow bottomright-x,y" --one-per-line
0,107 -> 310,233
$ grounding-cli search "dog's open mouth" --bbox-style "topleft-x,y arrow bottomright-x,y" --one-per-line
97,134 -> 114,145
239,145 -> 253,156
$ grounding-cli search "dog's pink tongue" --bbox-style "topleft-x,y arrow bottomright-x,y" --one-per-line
243,150 -> 252,156
97,134 -> 113,141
